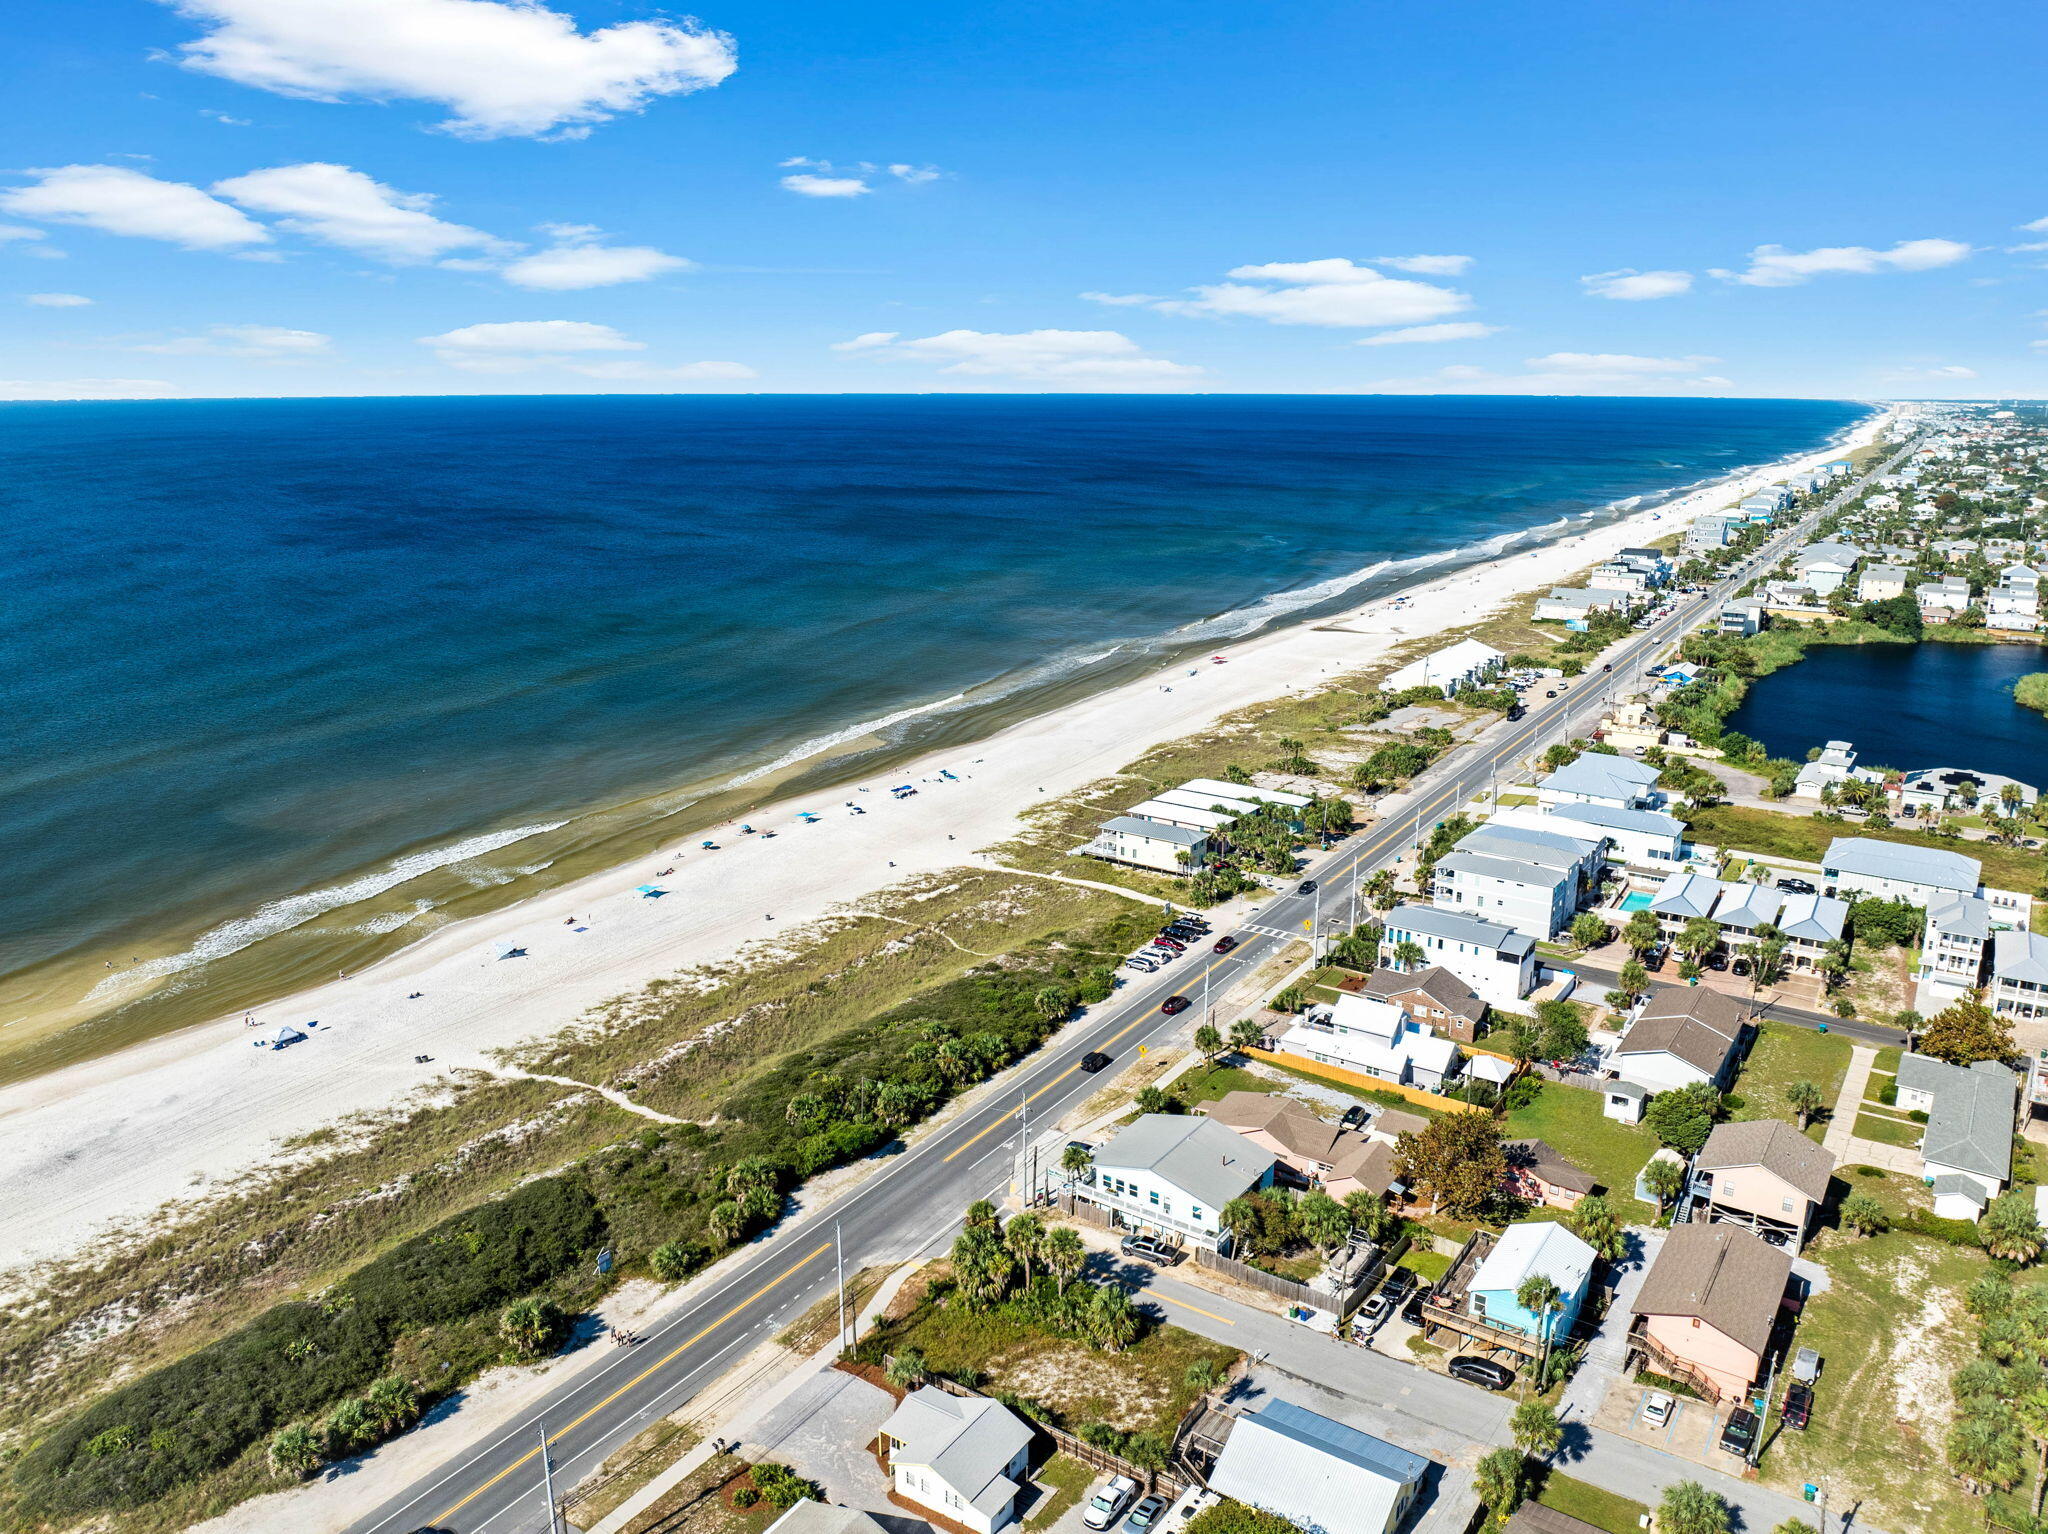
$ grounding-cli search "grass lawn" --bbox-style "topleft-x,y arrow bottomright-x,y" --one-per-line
868,1283 -> 1238,1439
1171,1062 -> 1275,1109
1024,1452 -> 1095,1531
1730,1023 -> 1852,1142
1249,1250 -> 1324,1282
1684,804 -> 2048,898
1399,1249 -> 1451,1283
1502,1080 -> 1657,1221
1872,1043 -> 1902,1075
1534,1471 -> 1648,1534
1764,1231 -> 1987,1534
1852,1111 -> 1923,1148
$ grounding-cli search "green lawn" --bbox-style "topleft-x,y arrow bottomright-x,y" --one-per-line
1730,1023 -> 1852,1142
1170,1062 -> 1276,1109
1764,1232 -> 1987,1534
1534,1472 -> 1649,1534
1398,1249 -> 1451,1283
1024,1452 -> 1095,1531
1502,1080 -> 1656,1221
1872,1043 -> 1903,1076
1684,804 -> 2048,898
1852,1111 -> 1923,1148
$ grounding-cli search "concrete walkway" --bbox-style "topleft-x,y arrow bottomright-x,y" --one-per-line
1822,1045 -> 1922,1172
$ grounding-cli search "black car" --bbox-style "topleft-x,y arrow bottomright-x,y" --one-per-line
1447,1357 -> 1516,1391
1339,1105 -> 1368,1130
1782,1382 -> 1813,1430
1080,1051 -> 1113,1073
1120,1234 -> 1177,1265
1160,995 -> 1191,1015
1212,934 -> 1239,954
1295,879 -> 1318,895
1775,877 -> 1818,895
1719,1407 -> 1760,1458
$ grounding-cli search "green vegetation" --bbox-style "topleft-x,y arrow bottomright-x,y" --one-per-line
1168,1061 -> 1273,1108
1502,1081 -> 1656,1221
2015,673 -> 2048,718
1730,1025 -> 1851,1140
1185,1500 -> 1303,1534
1399,1248 -> 1451,1283
1535,1471 -> 1650,1534
1024,1453 -> 1097,1531
1851,1111 -> 1923,1148
1683,804 -> 2048,897
1254,1054 -> 1444,1117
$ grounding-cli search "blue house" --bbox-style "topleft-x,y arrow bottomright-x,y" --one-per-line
1468,1221 -> 1595,1341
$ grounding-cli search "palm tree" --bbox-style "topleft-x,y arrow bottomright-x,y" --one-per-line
1678,917 -> 1722,967
1343,1189 -> 1396,1243
886,1347 -> 929,1389
1392,940 -> 1425,971
1060,1142 -> 1093,1188
1472,1446 -> 1525,1522
1220,1195 -> 1261,1255
1296,1190 -> 1350,1254
1510,1400 -> 1562,1460
951,1222 -> 1015,1308
965,1198 -> 1001,1229
1194,1022 -> 1224,1058
1658,1481 -> 1731,1534
1642,1155 -> 1685,1215
1618,958 -> 1651,1000
726,1157 -> 780,1199
707,1199 -> 747,1246
1034,985 -> 1075,1021
1623,908 -> 1661,957
1751,936 -> 1789,997
1785,1079 -> 1825,1130
1516,1274 -> 1564,1381
269,1423 -> 324,1480
1088,1285 -> 1140,1351
1005,1213 -> 1044,1282
1230,1018 -> 1264,1054
364,1376 -> 419,1436
1184,1357 -> 1222,1393
1042,1226 -> 1086,1293
500,1298 -> 566,1356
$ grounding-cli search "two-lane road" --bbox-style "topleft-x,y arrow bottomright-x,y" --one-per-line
349,440 -> 1910,1534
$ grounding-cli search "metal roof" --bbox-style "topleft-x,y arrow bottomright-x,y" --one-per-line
1382,903 -> 1534,957
1823,837 -> 1980,894
1092,1113 -> 1276,1211
1210,1399 -> 1426,1534
1544,801 -> 1684,837
1539,753 -> 1661,803
1472,1220 -> 1594,1302
1458,823 -> 1601,869
1099,815 -> 1207,846
1996,930 -> 2048,987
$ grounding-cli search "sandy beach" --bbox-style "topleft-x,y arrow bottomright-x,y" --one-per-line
0,414 -> 1889,1275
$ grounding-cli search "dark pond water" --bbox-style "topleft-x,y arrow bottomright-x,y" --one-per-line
1725,639 -> 2048,783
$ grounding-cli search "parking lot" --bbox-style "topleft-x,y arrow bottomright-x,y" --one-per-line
1595,1382 -> 1756,1474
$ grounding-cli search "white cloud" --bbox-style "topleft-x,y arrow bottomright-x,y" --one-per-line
1580,268 -> 1694,301
0,224 -> 48,243
1373,352 -> 1726,394
1355,321 -> 1500,346
24,292 -> 93,307
1882,363 -> 1979,381
780,173 -> 871,199
134,323 -> 331,357
0,378 -> 178,400
836,328 -> 1203,387
888,164 -> 941,184
500,225 -> 690,289
1,165 -> 269,250
565,359 -> 756,381
1153,258 -> 1472,328
1375,254 -> 1473,275
1711,238 -> 1971,287
1526,351 -> 1718,375
2023,216 -> 2048,233
1080,291 -> 1164,307
419,319 -> 745,380
200,108 -> 252,125
213,162 -> 500,263
165,0 -> 736,140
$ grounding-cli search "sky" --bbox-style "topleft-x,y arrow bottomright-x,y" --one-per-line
2,0 -> 2046,401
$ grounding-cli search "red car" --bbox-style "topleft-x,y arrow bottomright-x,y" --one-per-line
1160,995 -> 1191,1015
1212,934 -> 1239,953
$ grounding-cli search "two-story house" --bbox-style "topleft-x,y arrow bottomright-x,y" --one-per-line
1610,986 -> 1747,1095
1276,992 -> 1462,1093
1992,930 -> 2048,1028
1202,1091 -> 1400,1203
1430,823 -> 1604,941
1379,904 -> 1538,1015
1628,1225 -> 1791,1404
1077,1114 -> 1276,1251
1690,1119 -> 1836,1247
1896,1054 -> 2019,1221
880,1388 -> 1034,1534
1534,753 -> 1663,813
1468,1221 -> 1595,1342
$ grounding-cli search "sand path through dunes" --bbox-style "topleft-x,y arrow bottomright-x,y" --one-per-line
0,418 -> 1891,1275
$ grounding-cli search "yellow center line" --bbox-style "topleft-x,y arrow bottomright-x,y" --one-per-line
1148,1289 -> 1235,1324
429,1241 -> 833,1525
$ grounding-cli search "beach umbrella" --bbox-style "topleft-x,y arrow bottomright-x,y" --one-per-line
497,943 -> 528,959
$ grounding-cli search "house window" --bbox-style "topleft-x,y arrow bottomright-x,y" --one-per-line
1192,1206 -> 1203,1220
1782,1198 -> 1795,1213
1149,1190 -> 1160,1205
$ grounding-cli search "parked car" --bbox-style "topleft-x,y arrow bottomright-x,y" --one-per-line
1791,1346 -> 1823,1382
1126,1495 -> 1169,1534
1152,935 -> 1186,951
1084,1477 -> 1142,1531
1642,1391 -> 1675,1429
1339,1104 -> 1368,1130
1161,995 -> 1191,1015
1295,879 -> 1318,895
1775,877 -> 1818,895
1144,945 -> 1176,962
1719,1407 -> 1759,1459
1447,1357 -> 1516,1391
1212,934 -> 1239,953
1120,1234 -> 1177,1264
1544,689 -> 1558,698
1080,1051 -> 1113,1073
1782,1381 -> 1813,1430
1125,957 -> 1157,972
1358,1288 -> 1395,1325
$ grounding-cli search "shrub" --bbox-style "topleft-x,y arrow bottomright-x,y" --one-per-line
1878,1079 -> 1898,1106
734,1487 -> 761,1508
751,1462 -> 822,1510
650,1241 -> 692,1281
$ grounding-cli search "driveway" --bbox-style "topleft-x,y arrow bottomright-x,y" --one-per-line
749,1365 -> 897,1510
1558,1226 -> 1662,1425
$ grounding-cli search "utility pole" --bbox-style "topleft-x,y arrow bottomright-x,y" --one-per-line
836,1221 -> 847,1353
538,1422 -> 561,1534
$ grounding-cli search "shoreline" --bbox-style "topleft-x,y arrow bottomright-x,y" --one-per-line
0,409 -> 1892,1274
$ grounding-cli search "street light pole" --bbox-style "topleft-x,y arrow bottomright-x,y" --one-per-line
836,1221 -> 847,1353
538,1422 -> 560,1534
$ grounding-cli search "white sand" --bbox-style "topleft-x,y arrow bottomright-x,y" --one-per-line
0,416 -> 1889,1274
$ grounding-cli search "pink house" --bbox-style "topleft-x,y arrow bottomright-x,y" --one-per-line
1628,1225 -> 1791,1403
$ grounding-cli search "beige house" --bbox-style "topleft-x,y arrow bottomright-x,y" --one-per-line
1691,1119 -> 1835,1247
1201,1091 -> 1400,1202
1629,1225 -> 1791,1403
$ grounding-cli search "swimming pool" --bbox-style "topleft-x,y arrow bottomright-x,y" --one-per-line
1620,892 -> 1655,912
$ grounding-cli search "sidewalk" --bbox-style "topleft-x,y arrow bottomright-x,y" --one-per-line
1822,1045 -> 1921,1172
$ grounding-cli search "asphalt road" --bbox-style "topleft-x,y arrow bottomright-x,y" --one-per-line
346,444 -> 1909,1534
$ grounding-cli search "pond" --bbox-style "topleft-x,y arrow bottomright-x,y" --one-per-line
1724,638 -> 2048,785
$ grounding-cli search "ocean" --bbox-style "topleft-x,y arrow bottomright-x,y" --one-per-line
0,393 -> 1869,1074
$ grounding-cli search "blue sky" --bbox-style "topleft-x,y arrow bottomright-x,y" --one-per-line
3,0 -> 2044,400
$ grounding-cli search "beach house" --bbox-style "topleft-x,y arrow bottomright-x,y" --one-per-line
1689,1119 -> 1835,1247
1855,563 -> 1911,602
1987,564 -> 2042,632
1916,575 -> 1973,623
1915,889 -> 2032,1010
1791,542 -> 1862,595
1207,1400 -> 1428,1534
1534,753 -> 1662,812
1822,837 -> 1981,907
1685,516 -> 1732,554
1078,816 -> 1209,875
1467,1221 -> 1595,1342
1895,1054 -> 2018,1221
1645,872 -> 1847,972
1383,638 -> 1506,698
1717,598 -> 1766,636
1275,992 -> 1461,1093
879,1387 -> 1034,1534
1379,904 -> 1537,1014
1490,800 -> 1687,871
1201,1091 -> 1400,1202
1502,1139 -> 1595,1210
1429,822 -> 1603,941
1610,986 -> 1747,1094
1992,931 -> 2048,1028
1361,964 -> 1487,1041
1076,1114 -> 1276,1250
1628,1225 -> 1791,1404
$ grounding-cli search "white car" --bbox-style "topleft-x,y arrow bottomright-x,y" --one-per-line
1643,1391 -> 1675,1429
1084,1476 -> 1142,1531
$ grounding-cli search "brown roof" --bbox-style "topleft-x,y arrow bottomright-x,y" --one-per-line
1630,1224 -> 1792,1357
1617,986 -> 1747,1076
1202,1091 -> 1345,1162
1506,1507 -> 1605,1534
1371,1107 -> 1430,1141
1363,964 -> 1487,1023
1505,1138 -> 1596,1195
1695,1119 -> 1836,1205
1325,1137 -> 1399,1194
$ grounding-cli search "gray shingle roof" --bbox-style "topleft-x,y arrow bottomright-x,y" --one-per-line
1823,837 -> 1980,894
1695,1119 -> 1835,1204
1901,1055 -> 2017,1182
1995,930 -> 2048,986
1093,1113 -> 1275,1210
1363,964 -> 1486,1023
880,1388 -> 1033,1519
1540,754 -> 1662,802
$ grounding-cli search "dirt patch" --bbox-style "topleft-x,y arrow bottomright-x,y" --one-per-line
996,1341 -> 1173,1433
1887,1250 -> 1957,1435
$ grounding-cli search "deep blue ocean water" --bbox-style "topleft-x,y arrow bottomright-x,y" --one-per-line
1726,639 -> 2048,784
0,394 -> 1866,1054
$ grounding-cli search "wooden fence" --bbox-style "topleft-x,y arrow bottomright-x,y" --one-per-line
1242,1046 -> 1487,1114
